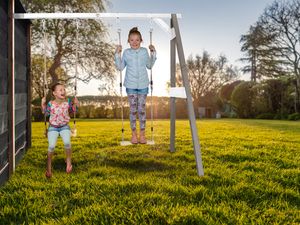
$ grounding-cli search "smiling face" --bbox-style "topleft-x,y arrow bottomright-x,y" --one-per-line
128,33 -> 142,49
53,84 -> 66,100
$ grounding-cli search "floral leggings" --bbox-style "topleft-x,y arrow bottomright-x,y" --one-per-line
127,94 -> 147,131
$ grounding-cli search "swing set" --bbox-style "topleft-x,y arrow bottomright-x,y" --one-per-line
11,12 -> 204,176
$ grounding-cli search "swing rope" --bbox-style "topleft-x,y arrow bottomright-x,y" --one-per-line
149,21 -> 154,143
72,19 -> 79,136
117,18 -> 125,143
42,19 -> 49,137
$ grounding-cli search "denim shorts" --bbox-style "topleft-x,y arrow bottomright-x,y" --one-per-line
48,124 -> 71,132
48,124 -> 71,152
126,87 -> 149,95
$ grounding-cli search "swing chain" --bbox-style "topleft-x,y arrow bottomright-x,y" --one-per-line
149,19 -> 154,143
42,19 -> 49,138
42,19 -> 49,96
116,17 -> 125,141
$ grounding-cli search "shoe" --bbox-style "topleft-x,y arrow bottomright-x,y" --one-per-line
66,164 -> 72,174
139,130 -> 147,144
45,171 -> 52,178
131,131 -> 138,144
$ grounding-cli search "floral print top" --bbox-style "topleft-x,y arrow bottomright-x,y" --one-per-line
43,98 -> 76,127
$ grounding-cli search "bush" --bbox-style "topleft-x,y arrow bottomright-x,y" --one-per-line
32,106 -> 44,121
274,113 -> 289,120
256,113 -> 275,120
288,113 -> 300,121
221,112 -> 237,118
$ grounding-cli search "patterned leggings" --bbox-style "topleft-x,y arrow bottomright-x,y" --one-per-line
127,94 -> 147,131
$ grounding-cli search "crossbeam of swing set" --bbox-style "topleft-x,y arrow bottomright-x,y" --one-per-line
14,13 -> 182,20
14,13 -> 180,39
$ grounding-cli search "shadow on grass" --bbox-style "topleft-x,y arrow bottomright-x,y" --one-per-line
103,158 -> 174,172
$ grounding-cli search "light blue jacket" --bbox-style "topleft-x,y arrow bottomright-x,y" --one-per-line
115,47 -> 157,89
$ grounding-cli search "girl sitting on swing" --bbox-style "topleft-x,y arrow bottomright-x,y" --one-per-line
41,83 -> 79,178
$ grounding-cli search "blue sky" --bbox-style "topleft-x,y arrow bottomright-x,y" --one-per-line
78,0 -> 274,96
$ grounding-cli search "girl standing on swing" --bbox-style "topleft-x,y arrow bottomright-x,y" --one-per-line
115,27 -> 156,144
41,83 -> 79,178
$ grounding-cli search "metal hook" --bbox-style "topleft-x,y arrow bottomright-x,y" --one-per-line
42,19 -> 46,32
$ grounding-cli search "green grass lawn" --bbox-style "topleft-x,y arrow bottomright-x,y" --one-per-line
0,119 -> 299,224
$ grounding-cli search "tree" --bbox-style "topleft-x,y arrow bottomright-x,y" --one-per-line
22,0 -> 115,98
261,78 -> 294,116
176,51 -> 239,110
219,80 -> 242,116
231,81 -> 256,118
258,0 -> 300,112
31,54 -> 68,99
219,80 -> 242,103
240,24 -> 282,82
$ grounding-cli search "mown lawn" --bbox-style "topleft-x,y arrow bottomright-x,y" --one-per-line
0,119 -> 299,224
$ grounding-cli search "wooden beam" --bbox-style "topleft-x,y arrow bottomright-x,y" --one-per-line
171,14 -> 204,176
8,0 -> 16,175
14,13 -> 182,20
26,22 -> 32,148
170,18 -> 176,153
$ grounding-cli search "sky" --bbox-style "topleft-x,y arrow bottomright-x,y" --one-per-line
77,0 -> 275,96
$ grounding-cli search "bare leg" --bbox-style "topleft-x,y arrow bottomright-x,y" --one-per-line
46,152 -> 53,178
65,148 -> 72,173
60,129 -> 72,173
46,130 -> 58,178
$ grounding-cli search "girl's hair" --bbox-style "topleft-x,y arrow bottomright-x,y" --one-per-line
51,82 -> 64,92
128,27 -> 143,42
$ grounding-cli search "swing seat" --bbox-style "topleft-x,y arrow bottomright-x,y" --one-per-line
147,140 -> 155,145
120,141 -> 132,146
71,128 -> 77,137
120,140 -> 155,146
44,129 -> 48,138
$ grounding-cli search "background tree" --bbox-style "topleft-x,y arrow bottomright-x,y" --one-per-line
22,0 -> 115,99
176,51 -> 239,111
31,54 -> 68,100
257,0 -> 300,112
231,81 -> 256,118
261,78 -> 293,116
219,80 -> 242,116
240,24 -> 282,82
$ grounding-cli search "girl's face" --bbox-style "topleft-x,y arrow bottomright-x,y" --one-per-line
53,85 -> 66,100
128,34 -> 141,49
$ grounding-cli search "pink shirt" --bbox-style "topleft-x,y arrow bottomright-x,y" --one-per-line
43,99 -> 76,127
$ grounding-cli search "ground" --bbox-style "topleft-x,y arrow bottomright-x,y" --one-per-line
0,119 -> 299,224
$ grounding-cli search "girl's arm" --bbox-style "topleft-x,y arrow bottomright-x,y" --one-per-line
41,97 -> 51,116
68,97 -> 79,113
146,46 -> 157,69
115,47 -> 126,71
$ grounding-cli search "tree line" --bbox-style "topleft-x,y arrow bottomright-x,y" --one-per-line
27,0 -> 300,120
